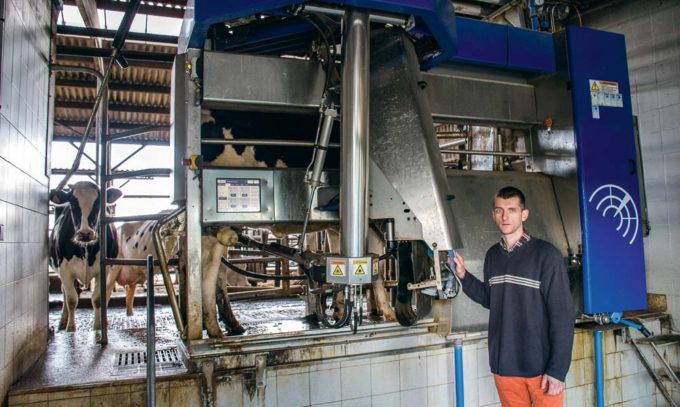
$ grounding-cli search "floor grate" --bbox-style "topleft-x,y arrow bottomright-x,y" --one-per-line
112,347 -> 185,376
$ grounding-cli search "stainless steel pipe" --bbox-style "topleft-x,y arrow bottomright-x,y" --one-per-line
341,9 -> 370,258
201,138 -> 340,148
309,107 -> 337,188
302,4 -> 410,27
440,149 -> 531,157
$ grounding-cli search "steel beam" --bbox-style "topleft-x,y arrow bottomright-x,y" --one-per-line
55,77 -> 170,94
57,25 -> 178,45
56,100 -> 169,114
92,0 -> 185,18
55,119 -> 169,130
53,134 -> 169,146
56,45 -> 175,63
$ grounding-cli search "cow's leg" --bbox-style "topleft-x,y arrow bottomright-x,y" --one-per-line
367,228 -> 396,321
92,275 -> 102,330
216,267 -> 245,335
126,284 -> 137,316
58,283 -> 70,330
105,265 -> 122,309
201,236 -> 226,338
62,280 -> 80,332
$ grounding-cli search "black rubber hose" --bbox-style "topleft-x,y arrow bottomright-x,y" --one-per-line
221,256 -> 305,281
315,290 -> 352,329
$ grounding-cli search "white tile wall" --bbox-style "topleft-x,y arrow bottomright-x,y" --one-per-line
427,383 -> 454,407
341,363 -> 372,400
371,359 -> 400,395
0,0 -> 51,402
310,366 -> 342,405
399,353 -> 427,391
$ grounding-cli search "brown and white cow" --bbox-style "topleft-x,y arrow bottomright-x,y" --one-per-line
49,181 -> 123,331
110,216 -> 250,318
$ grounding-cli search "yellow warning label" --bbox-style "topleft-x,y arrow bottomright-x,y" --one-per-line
332,266 -> 343,276
355,265 -> 366,275
591,82 -> 599,91
372,260 -> 379,276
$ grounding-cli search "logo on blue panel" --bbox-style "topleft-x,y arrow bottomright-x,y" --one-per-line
588,184 -> 639,245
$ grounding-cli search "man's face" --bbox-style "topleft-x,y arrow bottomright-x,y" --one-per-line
492,196 -> 529,237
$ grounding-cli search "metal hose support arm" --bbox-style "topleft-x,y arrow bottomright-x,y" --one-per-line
152,207 -> 186,336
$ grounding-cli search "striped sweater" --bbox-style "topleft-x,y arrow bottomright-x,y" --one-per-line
461,238 -> 575,381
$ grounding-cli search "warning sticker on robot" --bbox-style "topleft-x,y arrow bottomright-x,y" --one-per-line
372,259 -> 379,276
352,259 -> 368,276
589,79 -> 623,118
331,260 -> 346,276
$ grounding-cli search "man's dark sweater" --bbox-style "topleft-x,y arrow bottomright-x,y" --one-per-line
461,238 -> 575,381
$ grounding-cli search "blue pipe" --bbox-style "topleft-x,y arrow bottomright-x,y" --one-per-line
594,331 -> 604,407
528,1 -> 540,30
454,338 -> 464,407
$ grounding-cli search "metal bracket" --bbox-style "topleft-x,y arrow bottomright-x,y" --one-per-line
255,354 -> 267,390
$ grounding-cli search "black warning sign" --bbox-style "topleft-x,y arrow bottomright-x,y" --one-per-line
354,264 -> 366,275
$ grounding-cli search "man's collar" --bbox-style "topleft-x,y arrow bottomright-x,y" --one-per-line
500,230 -> 532,252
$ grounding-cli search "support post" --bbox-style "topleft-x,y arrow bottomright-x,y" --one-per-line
341,9 -> 370,258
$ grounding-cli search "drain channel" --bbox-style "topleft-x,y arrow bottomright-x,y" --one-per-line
113,347 -> 184,375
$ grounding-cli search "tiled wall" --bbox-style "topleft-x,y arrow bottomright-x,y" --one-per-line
6,321 -> 679,406
580,0 -> 680,319
214,349 -> 462,407
0,0 -> 52,402
8,376 -> 203,406
215,323 -> 679,407
566,319 -> 680,407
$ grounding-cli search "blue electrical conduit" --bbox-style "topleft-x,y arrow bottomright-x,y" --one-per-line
454,339 -> 464,406
594,331 -> 604,407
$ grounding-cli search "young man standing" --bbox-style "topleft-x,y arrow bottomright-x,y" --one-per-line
452,186 -> 575,406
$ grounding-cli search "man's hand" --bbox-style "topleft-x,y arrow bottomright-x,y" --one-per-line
541,374 -> 564,396
448,252 -> 467,279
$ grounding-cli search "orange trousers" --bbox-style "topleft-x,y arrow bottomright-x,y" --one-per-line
493,375 -> 564,407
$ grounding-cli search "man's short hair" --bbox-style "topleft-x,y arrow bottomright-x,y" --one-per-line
494,186 -> 526,208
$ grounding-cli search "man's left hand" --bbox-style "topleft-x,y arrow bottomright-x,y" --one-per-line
540,374 -> 564,396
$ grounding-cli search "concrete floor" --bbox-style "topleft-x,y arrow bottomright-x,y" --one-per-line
9,296 -> 340,392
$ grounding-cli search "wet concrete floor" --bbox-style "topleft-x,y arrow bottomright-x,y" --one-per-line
12,296 -> 373,391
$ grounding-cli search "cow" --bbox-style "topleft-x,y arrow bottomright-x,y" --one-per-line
110,216 -> 250,318
49,181 -> 123,332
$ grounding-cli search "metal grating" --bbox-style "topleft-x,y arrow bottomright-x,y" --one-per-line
107,314 -> 176,330
112,347 -> 184,375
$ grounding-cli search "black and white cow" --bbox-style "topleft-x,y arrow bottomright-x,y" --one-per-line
49,181 -> 123,332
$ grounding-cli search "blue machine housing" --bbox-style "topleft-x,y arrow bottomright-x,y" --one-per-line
452,17 -> 556,73
179,0 -> 557,73
567,27 -> 647,314
180,0 -> 457,68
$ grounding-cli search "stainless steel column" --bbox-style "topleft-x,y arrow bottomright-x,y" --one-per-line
341,9 -> 370,258
182,49 -> 204,340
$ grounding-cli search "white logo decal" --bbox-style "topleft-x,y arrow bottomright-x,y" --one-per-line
588,184 -> 639,245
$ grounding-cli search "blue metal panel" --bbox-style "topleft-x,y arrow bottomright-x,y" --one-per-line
182,0 -> 457,69
567,27 -> 647,313
450,17 -> 507,68
507,26 -> 555,72
182,1 -> 559,73
450,18 -> 556,74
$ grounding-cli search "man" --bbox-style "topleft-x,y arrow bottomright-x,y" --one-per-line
451,186 -> 574,406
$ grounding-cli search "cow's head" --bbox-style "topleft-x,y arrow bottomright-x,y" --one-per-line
50,181 -> 123,246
